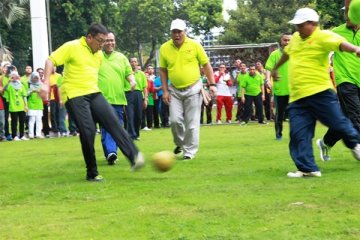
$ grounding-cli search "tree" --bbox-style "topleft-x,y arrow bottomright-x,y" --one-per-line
0,0 -> 29,64
221,0 -> 313,44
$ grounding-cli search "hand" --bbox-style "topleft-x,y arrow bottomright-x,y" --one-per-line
130,79 -> 136,91
209,85 -> 217,97
39,84 -> 49,100
162,90 -> 170,105
262,94 -> 265,101
143,99 -> 148,109
355,47 -> 360,57
241,96 -> 245,104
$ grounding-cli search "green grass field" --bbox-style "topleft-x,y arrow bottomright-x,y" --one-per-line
1,122 -> 360,239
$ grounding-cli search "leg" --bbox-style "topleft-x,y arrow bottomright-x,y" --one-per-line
65,95 -> 98,178
91,94 -> 138,165
18,111 -> 25,138
28,115 -> 36,138
254,94 -> 264,123
125,91 -> 137,139
10,112 -> 18,138
224,96 -> 233,122
243,95 -> 253,122
274,95 -> 289,139
35,111 -> 43,137
169,91 -> 185,148
216,95 -> 224,122
206,100 -> 213,124
0,110 -> 4,138
288,101 -> 319,172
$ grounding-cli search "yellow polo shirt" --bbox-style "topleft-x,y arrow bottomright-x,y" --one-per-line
159,37 -> 209,88
49,36 -> 103,101
285,27 -> 344,102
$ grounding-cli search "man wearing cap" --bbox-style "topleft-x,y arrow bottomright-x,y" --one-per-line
159,19 -> 217,160
316,4 -> 360,162
271,8 -> 360,178
41,23 -> 144,182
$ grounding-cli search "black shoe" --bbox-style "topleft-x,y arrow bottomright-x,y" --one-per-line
106,153 -> 118,165
174,146 -> 183,155
86,175 -> 104,182
182,156 -> 192,160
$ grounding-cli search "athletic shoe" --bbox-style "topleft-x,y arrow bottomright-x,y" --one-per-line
287,171 -> 322,178
131,152 -> 145,171
142,127 -> 152,131
240,121 -> 247,126
316,139 -> 331,161
13,136 -> 21,141
182,156 -> 193,161
86,175 -> 104,182
226,120 -> 231,124
276,136 -> 282,141
106,152 -> 118,165
258,121 -> 268,125
173,146 -> 183,156
216,120 -> 222,124
351,144 -> 360,161
20,136 -> 29,141
6,135 -> 13,141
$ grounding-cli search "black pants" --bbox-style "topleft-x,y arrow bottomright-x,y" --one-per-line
243,94 -> 264,123
274,95 -> 289,138
125,90 -> 143,139
324,83 -> 360,147
10,111 -> 25,138
153,99 -> 160,128
200,101 -> 213,124
42,103 -> 50,136
50,100 -> 60,132
2,98 -> 10,136
159,98 -> 169,127
235,97 -> 245,121
65,92 -> 138,178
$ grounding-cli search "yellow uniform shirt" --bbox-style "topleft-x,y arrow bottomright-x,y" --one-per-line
159,37 -> 209,88
49,36 -> 103,102
285,27 -> 344,102
49,72 -> 61,100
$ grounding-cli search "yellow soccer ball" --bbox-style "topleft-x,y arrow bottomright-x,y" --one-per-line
152,151 -> 176,172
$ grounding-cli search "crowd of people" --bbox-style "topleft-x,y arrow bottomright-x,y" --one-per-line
1,3 -> 360,180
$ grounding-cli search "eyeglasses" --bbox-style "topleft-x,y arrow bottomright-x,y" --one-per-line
93,36 -> 106,44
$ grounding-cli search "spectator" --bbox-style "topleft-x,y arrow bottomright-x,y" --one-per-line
145,65 -> 160,128
3,71 -> 28,140
214,64 -> 233,124
235,63 -> 247,122
265,33 -> 292,140
27,72 -> 44,139
154,75 -> 170,127
200,68 -> 213,124
241,65 -> 266,125
37,68 -> 50,138
126,57 -> 148,140
256,61 -> 273,121
0,77 -> 5,141
1,62 -> 13,140
49,67 -> 61,137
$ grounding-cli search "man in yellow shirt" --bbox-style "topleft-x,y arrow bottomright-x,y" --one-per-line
159,19 -> 217,160
272,8 -> 360,178
41,23 -> 144,181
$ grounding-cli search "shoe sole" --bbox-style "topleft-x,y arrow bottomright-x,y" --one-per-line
316,139 -> 330,161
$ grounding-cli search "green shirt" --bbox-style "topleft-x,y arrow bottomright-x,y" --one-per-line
332,24 -> 360,87
98,51 -> 132,105
20,75 -> 30,91
236,72 -> 248,96
27,86 -> 43,110
159,37 -> 209,88
4,81 -> 27,112
285,27 -> 344,102
241,73 -> 264,96
49,36 -> 103,102
265,49 -> 290,96
125,70 -> 147,93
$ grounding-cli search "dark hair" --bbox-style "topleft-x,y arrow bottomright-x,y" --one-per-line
7,65 -> 15,73
87,23 -> 108,37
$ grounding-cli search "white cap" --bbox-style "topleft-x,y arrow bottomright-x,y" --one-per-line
288,8 -> 319,24
170,19 -> 186,31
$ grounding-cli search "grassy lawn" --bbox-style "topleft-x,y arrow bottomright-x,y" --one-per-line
1,122 -> 360,239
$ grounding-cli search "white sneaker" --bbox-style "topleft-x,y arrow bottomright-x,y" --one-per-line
351,144 -> 360,161
142,127 -> 152,131
216,120 -> 222,124
226,120 -> 231,124
131,152 -> 145,171
28,135 -> 34,139
287,171 -> 321,178
21,136 -> 29,141
13,136 -> 21,141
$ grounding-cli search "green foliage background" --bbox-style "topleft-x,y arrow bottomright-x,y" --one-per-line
0,0 -> 348,72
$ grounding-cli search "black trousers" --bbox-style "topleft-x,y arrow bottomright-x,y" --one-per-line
324,83 -> 360,147
274,95 -> 289,138
10,111 -> 25,138
235,97 -> 245,121
153,99 -> 160,128
50,100 -> 60,132
2,98 -> 10,136
200,101 -> 213,124
65,92 -> 138,178
42,103 -> 50,136
125,90 -> 143,139
243,94 -> 264,123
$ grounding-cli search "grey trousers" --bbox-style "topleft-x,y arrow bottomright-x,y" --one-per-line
169,80 -> 202,158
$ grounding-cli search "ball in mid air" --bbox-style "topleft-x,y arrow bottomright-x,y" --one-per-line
349,0 -> 360,25
152,151 -> 176,172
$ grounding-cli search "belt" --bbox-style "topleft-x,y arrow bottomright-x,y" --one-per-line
173,81 -> 198,92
